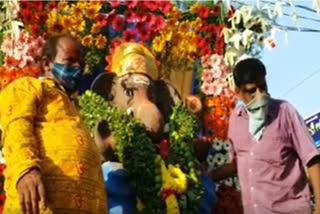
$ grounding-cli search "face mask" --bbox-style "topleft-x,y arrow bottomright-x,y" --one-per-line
51,63 -> 82,92
245,93 -> 270,141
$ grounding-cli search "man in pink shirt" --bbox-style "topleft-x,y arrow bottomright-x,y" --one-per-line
210,58 -> 320,214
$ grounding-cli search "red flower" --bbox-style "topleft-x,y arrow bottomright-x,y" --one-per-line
125,0 -> 138,9
4,56 -> 18,67
30,25 -> 40,36
136,8 -> 147,22
32,0 -> 43,11
161,189 -> 174,200
144,1 -> 158,12
198,5 -> 209,19
36,12 -> 47,25
138,28 -> 151,41
0,194 -> 6,212
211,4 -> 220,16
134,22 -> 145,33
200,46 -> 212,56
215,36 -> 224,49
200,21 -> 208,33
226,6 -> 235,19
109,0 -> 121,8
48,1 -> 57,10
159,139 -> 169,158
19,1 -> 30,10
154,16 -> 165,31
160,1 -> 172,13
122,29 -> 135,42
111,15 -> 124,32
22,9 -> 34,25
124,9 -> 136,23
111,38 -> 121,48
215,24 -> 225,36
107,12 -> 116,23
194,35 -> 205,49
204,35 -> 211,44
208,24 -> 216,34
95,14 -> 108,27
50,23 -> 64,33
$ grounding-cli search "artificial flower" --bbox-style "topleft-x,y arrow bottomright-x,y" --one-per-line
211,4 -> 220,16
152,36 -> 165,52
178,21 -> 190,33
124,9 -> 136,23
122,29 -> 135,42
57,1 -> 69,12
111,15 -> 124,32
86,4 -> 101,19
48,1 -> 57,10
95,34 -> 107,49
191,17 -> 202,32
125,0 -> 138,9
81,35 -> 93,47
109,0 -> 121,8
62,15 -> 73,31
72,17 -> 86,32
189,2 -> 201,14
71,4 -> 83,17
91,23 -> 102,34
198,5 -> 209,19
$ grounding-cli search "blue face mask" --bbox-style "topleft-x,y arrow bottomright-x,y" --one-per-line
51,63 -> 82,92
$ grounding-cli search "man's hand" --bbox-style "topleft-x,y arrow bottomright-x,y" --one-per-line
16,168 -> 47,214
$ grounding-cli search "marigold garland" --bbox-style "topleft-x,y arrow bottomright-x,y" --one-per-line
78,91 -> 203,214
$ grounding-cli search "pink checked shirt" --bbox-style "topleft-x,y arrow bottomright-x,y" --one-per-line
228,98 -> 319,214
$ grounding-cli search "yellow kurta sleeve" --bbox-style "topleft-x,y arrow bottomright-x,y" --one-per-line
0,77 -> 43,189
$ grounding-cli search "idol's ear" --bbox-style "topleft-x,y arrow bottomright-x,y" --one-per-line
153,80 -> 181,123
90,72 -> 117,101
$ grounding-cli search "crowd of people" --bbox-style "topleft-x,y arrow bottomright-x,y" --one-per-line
0,33 -> 319,214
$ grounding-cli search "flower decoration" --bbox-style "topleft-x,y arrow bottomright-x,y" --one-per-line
78,91 -> 203,214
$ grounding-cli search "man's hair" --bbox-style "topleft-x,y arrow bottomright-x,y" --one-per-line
41,34 -> 83,61
233,58 -> 267,90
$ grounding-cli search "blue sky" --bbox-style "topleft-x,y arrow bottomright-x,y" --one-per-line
261,1 -> 320,118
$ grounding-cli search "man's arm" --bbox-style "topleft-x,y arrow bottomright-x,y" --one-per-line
208,161 -> 236,182
0,77 -> 46,214
307,156 -> 320,214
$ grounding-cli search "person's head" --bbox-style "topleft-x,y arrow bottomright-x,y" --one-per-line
233,58 -> 268,104
40,34 -> 84,93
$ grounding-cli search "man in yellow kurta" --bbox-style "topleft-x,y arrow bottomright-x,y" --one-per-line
0,35 -> 107,214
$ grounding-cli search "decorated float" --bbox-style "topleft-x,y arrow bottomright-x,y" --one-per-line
0,0 -> 318,213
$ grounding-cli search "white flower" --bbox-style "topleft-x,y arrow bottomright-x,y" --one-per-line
207,154 -> 215,169
223,177 -> 234,186
242,29 -> 254,47
213,153 -> 226,167
213,138 -> 223,151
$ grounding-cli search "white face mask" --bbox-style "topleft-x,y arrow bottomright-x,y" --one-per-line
245,93 -> 270,141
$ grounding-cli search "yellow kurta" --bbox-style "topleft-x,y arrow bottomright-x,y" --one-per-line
0,77 -> 107,214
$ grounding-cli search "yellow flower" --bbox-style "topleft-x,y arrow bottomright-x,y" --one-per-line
88,0 -> 102,7
152,36 -> 165,53
72,17 -> 85,32
91,23 -> 101,34
71,4 -> 83,17
62,15 -> 73,30
46,11 -> 59,27
57,1 -> 69,12
165,195 -> 179,214
167,165 -> 187,194
160,28 -> 173,42
81,35 -> 93,47
85,4 -> 101,19
95,34 -> 107,49
136,198 -> 145,212
166,18 -> 177,29
76,1 -> 88,9
70,31 -> 82,43
189,2 -> 201,14
171,9 -> 182,20
178,21 -> 190,33
191,17 -> 202,32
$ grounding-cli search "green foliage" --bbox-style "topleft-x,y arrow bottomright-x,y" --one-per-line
78,91 -> 204,213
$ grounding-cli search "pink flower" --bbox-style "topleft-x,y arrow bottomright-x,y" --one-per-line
1,38 -> 14,54
95,14 -> 108,27
211,67 -> 223,79
201,55 -> 210,67
144,1 -> 158,12
201,82 -> 214,95
125,0 -> 138,9
209,54 -> 222,66
201,69 -> 213,82
145,13 -> 156,28
135,8 -> 147,22
108,0 -> 121,8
